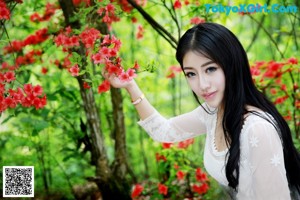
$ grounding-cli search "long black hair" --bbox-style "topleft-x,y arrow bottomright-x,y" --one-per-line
175,22 -> 300,194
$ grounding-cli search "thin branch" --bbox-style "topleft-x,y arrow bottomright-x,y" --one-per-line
161,0 -> 181,41
245,14 -> 266,52
126,0 -> 178,49
245,0 -> 271,52
248,15 -> 284,59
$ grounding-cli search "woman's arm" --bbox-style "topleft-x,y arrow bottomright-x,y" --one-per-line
125,80 -> 156,120
105,75 -> 207,142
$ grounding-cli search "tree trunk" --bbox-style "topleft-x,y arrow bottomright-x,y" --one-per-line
58,0 -> 132,199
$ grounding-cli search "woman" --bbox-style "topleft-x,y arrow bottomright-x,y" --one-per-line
105,23 -> 300,199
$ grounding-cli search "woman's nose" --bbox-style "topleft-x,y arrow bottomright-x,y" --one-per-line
199,76 -> 210,91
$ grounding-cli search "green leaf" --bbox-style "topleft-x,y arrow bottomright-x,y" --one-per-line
32,129 -> 39,136
1,115 -> 14,124
78,70 -> 86,75
34,120 -> 49,132
82,78 -> 92,83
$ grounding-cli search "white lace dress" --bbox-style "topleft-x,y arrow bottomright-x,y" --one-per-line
137,104 -> 291,200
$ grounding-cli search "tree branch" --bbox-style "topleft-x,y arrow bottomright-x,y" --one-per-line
248,15 -> 284,59
126,0 -> 178,49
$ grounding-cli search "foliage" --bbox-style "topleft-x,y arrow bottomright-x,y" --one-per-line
131,139 -> 210,199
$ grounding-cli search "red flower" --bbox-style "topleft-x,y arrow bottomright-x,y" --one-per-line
69,64 -> 80,76
83,82 -> 91,89
283,114 -> 292,121
33,85 -> 43,96
166,72 -> 175,79
287,57 -> 298,65
126,68 -> 137,79
166,65 -> 182,79
162,143 -> 172,149
158,183 -> 168,195
92,53 -> 104,64
102,34 -> 111,45
136,25 -> 144,39
177,138 -> 194,149
24,84 -> 33,95
111,35 -> 122,51
155,153 -> 167,162
274,95 -> 288,105
133,61 -> 140,70
296,100 -> 300,109
131,17 -> 138,23
250,66 -> 260,76
196,168 -> 208,182
176,170 -> 185,180
173,0 -> 182,9
119,72 -> 130,82
0,2 -> 10,20
192,183 -> 209,194
41,67 -> 48,74
0,83 -> 5,94
98,80 -> 110,93
131,184 -> 143,198
190,17 -> 205,25
4,97 -> 17,108
270,88 -> 277,95
280,84 -> 287,92
30,13 -> 41,22
4,71 -> 15,83
174,163 -> 179,170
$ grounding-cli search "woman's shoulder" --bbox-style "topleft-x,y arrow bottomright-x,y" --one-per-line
242,105 -> 277,133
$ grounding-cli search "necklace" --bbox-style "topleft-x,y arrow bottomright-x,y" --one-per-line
205,103 -> 218,115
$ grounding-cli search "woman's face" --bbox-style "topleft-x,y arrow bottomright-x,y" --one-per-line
182,51 -> 225,108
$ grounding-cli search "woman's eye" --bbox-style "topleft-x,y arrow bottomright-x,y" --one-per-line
206,67 -> 217,74
185,72 -> 196,78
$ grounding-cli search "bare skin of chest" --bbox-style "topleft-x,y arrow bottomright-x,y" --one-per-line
215,125 -> 227,152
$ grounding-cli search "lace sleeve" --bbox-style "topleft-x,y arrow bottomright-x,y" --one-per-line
137,106 -> 208,143
244,120 -> 291,200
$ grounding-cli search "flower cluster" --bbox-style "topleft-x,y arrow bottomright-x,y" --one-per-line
72,0 -> 91,7
190,16 -> 206,25
3,28 -> 49,54
173,0 -> 190,9
250,58 -> 299,107
131,138 -> 210,199
54,26 -> 101,76
55,26 -> 101,50
166,65 -> 182,79
250,57 -> 299,127
0,0 -> 10,20
1,21 -> 48,113
54,26 -> 139,93
97,3 -> 120,29
91,34 -> 138,93
136,25 -> 145,39
0,73 -> 47,113
30,2 -> 59,22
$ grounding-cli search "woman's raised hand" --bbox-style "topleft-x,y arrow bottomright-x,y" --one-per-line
102,70 -> 135,90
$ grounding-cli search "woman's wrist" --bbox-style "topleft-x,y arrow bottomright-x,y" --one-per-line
125,80 -> 143,101
125,80 -> 138,93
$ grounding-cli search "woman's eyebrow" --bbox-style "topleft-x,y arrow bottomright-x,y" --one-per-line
201,60 -> 214,67
183,61 -> 214,70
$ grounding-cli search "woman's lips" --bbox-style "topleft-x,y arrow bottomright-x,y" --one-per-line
202,91 -> 217,100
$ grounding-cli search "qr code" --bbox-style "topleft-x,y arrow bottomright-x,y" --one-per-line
3,166 -> 34,197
